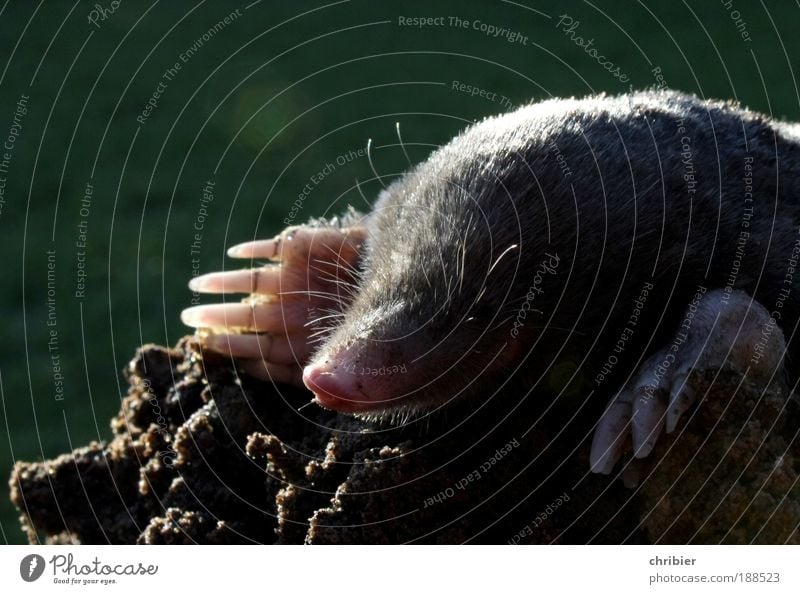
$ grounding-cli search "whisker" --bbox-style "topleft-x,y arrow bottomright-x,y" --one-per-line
367,137 -> 388,189
297,291 -> 352,304
305,312 -> 346,327
396,121 -> 413,167
279,289 -> 343,299
310,265 -> 361,289
474,285 -> 488,304
309,274 -> 360,300
318,244 -> 363,274
310,256 -> 364,283
354,176 -> 372,210
487,244 -> 519,276
312,251 -> 358,274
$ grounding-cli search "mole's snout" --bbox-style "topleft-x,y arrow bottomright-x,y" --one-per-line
302,349 -> 415,414
303,361 -> 374,413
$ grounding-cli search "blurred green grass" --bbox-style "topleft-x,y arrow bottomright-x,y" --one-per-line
1,0 -> 798,543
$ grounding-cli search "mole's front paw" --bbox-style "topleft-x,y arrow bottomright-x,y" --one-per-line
180,223 -> 367,387
590,289 -> 786,477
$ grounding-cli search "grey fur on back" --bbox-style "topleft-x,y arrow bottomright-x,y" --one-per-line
320,90 -> 800,408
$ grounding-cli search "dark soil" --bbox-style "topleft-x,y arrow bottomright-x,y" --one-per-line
9,340 -> 799,544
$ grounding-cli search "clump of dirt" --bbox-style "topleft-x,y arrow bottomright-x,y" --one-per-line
8,340 -> 799,544
638,370 -> 800,544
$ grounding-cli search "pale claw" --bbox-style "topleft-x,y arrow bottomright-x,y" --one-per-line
631,387 -> 666,459
182,222 -> 369,385
590,289 -> 787,479
227,226 -> 367,264
590,396 -> 632,474
227,239 -> 281,260
181,302 -> 308,332
189,267 -> 287,295
666,374 -> 695,434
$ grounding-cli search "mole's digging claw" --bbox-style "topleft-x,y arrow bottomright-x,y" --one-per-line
184,221 -> 369,382
590,289 -> 787,477
227,225 -> 367,265
631,387 -> 666,459
590,394 -> 633,474
181,302 -> 309,333
666,374 -> 695,434
189,267 -> 284,295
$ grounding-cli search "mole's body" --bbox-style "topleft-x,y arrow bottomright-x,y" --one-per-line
183,90 -> 797,474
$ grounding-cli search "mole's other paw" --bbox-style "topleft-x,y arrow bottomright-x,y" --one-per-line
590,288 -> 787,476
180,222 -> 367,387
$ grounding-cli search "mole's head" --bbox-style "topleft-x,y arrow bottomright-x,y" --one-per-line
303,129 -> 559,419
301,236 -> 525,419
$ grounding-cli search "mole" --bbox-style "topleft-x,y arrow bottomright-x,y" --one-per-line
181,90 -> 796,477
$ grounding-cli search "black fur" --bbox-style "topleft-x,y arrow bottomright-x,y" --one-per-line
313,90 -> 800,417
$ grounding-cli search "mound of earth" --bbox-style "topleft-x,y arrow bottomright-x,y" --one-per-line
9,340 -> 799,544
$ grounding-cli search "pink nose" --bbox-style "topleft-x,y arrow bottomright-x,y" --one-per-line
302,364 -> 371,413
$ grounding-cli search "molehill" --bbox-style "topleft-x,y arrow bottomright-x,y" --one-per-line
9,339 -> 800,544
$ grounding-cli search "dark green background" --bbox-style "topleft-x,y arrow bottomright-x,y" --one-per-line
1,0 -> 797,543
